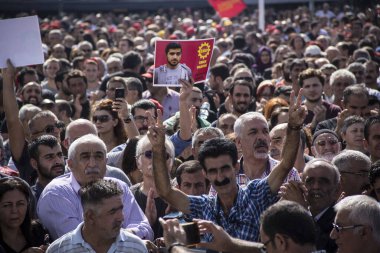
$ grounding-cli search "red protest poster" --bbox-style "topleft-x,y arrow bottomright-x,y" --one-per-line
208,0 -> 247,18
153,39 -> 214,87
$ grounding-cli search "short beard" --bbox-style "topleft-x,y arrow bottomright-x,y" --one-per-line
253,151 -> 268,160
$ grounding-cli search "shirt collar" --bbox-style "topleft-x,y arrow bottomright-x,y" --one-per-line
70,173 -> 81,195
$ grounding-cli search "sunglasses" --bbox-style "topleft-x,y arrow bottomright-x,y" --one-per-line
32,121 -> 65,135
315,139 -> 338,146
140,150 -> 171,160
92,115 -> 111,123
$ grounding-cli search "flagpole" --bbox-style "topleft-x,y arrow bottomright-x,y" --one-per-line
258,0 -> 265,32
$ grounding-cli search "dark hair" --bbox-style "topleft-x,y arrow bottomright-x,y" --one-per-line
342,84 -> 369,105
55,70 -> 69,84
198,138 -> 238,170
131,99 -> 157,117
298,68 -> 325,88
28,135 -> 60,160
269,106 -> 289,130
210,63 -> 230,81
122,51 -> 143,70
56,99 -> 73,117
17,68 -> 38,86
290,59 -> 307,72
121,136 -> 142,185
91,99 -> 127,145
165,42 -> 182,54
260,200 -> 316,245
79,179 -> 123,210
229,80 -> 254,97
72,56 -> 85,70
125,77 -> 143,99
176,160 -> 206,186
369,160 -> 380,186
0,177 -> 33,242
364,116 -> 380,141
67,70 -> 87,87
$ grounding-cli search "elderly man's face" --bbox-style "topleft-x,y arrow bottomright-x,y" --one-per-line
237,117 -> 270,160
330,210 -> 363,253
68,141 -> 107,185
302,161 -> 339,215
339,158 -> 370,196
269,126 -> 286,160
312,133 -> 341,161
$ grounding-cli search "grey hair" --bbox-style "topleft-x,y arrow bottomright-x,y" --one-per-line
341,116 -> 365,134
329,69 -> 356,86
334,195 -> 380,243
332,150 -> 371,173
234,112 -> 267,138
106,56 -> 122,65
135,134 -> 175,160
192,127 -> 224,148
19,104 -> 42,122
68,134 -> 106,161
78,41 -> 93,50
347,62 -> 365,72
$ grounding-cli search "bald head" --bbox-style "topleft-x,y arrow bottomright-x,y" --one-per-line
64,119 -> 97,149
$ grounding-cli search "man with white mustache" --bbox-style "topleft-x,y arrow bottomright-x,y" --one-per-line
37,134 -> 153,241
234,112 -> 300,181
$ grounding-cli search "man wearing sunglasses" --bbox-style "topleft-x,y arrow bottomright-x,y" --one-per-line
131,134 -> 175,239
311,129 -> 342,162
330,195 -> 380,253
3,60 -> 65,185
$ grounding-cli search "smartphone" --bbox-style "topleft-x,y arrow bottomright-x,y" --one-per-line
181,221 -> 200,246
115,88 -> 125,100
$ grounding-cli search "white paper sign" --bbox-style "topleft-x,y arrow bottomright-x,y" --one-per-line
0,16 -> 44,68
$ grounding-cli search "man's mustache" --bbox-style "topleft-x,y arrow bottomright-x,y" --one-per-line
214,177 -> 230,187
254,139 -> 268,149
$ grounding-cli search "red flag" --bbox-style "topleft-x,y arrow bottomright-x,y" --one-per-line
208,0 -> 247,18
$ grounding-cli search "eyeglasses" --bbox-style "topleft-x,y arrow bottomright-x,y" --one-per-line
235,76 -> 254,82
134,116 -> 150,123
260,238 -> 274,253
315,139 -> 339,146
139,150 -> 171,160
339,171 -> 369,177
32,121 -> 65,135
332,223 -> 364,233
92,115 -> 111,123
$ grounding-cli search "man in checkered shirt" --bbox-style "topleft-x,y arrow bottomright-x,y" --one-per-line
149,87 -> 307,242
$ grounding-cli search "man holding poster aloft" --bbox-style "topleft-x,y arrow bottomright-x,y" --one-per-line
153,39 -> 214,87
154,42 -> 192,85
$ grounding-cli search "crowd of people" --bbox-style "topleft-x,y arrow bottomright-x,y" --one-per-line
1,1 -> 380,253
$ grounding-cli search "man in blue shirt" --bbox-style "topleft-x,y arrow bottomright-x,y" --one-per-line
150,87 -> 307,242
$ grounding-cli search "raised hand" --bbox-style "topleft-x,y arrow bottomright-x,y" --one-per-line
2,59 -> 16,84
288,88 -> 307,128
145,188 -> 157,227
179,79 -> 193,102
146,109 -> 166,149
112,97 -> 130,119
